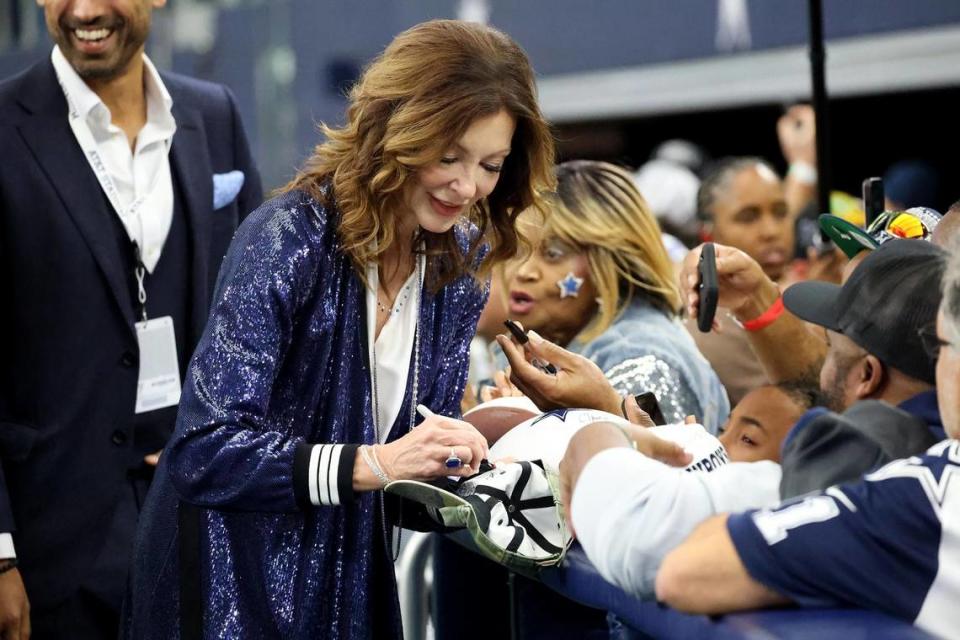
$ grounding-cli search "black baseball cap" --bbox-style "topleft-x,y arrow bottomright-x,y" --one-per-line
783,239 -> 946,384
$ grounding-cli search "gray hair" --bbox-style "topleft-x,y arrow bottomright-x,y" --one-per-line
942,235 -> 960,343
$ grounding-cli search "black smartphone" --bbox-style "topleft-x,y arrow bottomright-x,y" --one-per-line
634,391 -> 667,426
503,318 -> 530,344
862,177 -> 884,228
503,319 -> 558,374
697,243 -> 719,333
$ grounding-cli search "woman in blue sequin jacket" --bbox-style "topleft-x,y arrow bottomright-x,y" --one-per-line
504,160 -> 730,433
123,20 -> 555,640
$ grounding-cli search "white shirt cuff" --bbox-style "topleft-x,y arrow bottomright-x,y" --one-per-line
0,533 -> 15,559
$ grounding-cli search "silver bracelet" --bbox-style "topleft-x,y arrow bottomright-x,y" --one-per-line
360,445 -> 391,487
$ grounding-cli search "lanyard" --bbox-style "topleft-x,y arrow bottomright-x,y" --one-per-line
133,242 -> 148,322
54,68 -> 161,321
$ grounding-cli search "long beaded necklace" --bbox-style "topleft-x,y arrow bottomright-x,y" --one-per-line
370,253 -> 423,561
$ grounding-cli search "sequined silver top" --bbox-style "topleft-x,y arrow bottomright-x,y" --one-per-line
570,298 -> 730,433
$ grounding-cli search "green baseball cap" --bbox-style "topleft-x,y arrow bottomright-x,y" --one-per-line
819,207 -> 942,259
818,213 -> 880,258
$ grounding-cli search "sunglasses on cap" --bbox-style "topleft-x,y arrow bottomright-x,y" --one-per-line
868,207 -> 940,246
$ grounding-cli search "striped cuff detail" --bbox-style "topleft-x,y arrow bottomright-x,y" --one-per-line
294,443 -> 358,507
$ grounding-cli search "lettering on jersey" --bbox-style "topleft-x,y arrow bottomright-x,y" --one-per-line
825,486 -> 858,513
684,445 -> 729,473
753,495 -> 841,545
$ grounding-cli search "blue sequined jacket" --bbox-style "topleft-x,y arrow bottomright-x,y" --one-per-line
569,298 -> 730,434
123,190 -> 487,639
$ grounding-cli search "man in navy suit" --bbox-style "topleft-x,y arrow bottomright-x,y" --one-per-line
0,0 -> 262,637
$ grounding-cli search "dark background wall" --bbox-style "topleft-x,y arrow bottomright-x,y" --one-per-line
555,85 -> 960,210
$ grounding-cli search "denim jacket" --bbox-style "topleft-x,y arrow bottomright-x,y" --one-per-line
570,297 -> 730,434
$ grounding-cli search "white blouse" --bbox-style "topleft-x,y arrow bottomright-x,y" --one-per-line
365,255 -> 425,443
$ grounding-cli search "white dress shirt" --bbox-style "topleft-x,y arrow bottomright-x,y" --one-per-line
51,45 -> 177,273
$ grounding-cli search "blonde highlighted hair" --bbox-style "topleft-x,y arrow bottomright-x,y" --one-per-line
544,160 -> 681,341
285,19 -> 555,289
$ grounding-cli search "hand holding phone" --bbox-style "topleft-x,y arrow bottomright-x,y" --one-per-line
696,243 -> 719,332
634,391 -> 667,426
503,319 -> 558,375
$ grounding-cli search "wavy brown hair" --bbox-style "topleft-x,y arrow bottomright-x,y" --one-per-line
285,19 -> 556,289
542,160 -> 682,341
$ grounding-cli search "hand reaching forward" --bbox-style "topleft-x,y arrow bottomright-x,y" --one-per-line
679,243 -> 780,325
777,103 -> 816,166
559,421 -> 692,537
479,369 -> 525,403
496,331 -> 622,415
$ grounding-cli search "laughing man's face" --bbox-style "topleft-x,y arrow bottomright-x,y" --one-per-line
38,0 -> 164,81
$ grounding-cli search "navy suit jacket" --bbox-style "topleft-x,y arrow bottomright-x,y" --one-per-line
0,58 -> 263,610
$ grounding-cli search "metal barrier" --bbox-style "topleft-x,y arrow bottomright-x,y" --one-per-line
396,531 -> 433,640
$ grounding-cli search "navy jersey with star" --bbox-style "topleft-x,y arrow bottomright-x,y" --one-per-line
727,439 -> 960,638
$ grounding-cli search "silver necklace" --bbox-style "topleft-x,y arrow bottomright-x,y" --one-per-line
376,278 -> 414,315
370,255 -> 422,560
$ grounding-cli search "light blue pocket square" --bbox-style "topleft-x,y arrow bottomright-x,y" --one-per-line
212,170 -> 245,210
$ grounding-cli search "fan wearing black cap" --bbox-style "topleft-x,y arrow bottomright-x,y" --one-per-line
654,238 -> 960,638
775,239 -> 946,496
677,237 -> 945,496
680,196 -> 954,390
785,241 -> 940,414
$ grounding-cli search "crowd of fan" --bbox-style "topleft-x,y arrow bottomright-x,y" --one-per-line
6,8 -> 952,637
463,111 -> 959,637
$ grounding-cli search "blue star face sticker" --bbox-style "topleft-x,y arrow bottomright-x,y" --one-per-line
557,272 -> 584,298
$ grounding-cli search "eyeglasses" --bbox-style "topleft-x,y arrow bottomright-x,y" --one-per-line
918,325 -> 954,360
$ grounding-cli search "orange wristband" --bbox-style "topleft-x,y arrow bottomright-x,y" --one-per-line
741,295 -> 784,332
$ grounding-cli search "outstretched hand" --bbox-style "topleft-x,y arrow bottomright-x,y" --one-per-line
680,243 -> 780,325
495,330 -> 621,415
559,421 -> 693,537
803,245 -> 847,285
622,423 -> 694,467
777,104 -> 816,166
621,395 -> 656,427
479,369 -> 525,403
